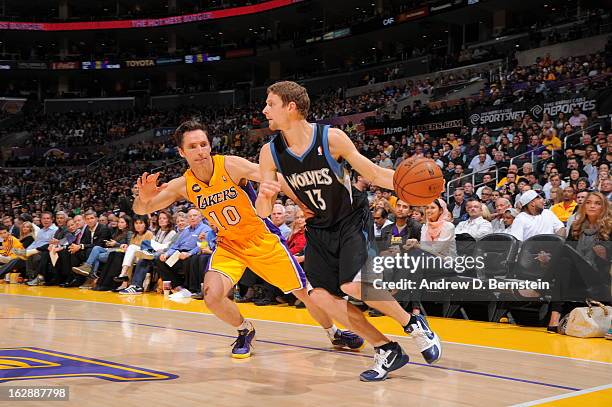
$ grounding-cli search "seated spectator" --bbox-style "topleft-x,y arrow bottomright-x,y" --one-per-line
0,222 -> 35,279
542,129 -> 562,151
549,192 -> 611,333
23,212 -> 58,286
183,228 -> 217,300
156,209 -> 208,297
120,212 -> 186,295
501,208 -> 519,233
2,215 -> 20,239
93,215 -> 153,291
113,210 -> 176,283
373,208 -> 393,251
411,207 -> 425,224
550,187 -> 578,223
406,198 -> 457,258
509,190 -> 566,241
287,208 -> 306,264
271,204 -> 291,240
71,215 -> 133,278
0,225 -> 24,267
380,199 -> 422,253
60,210 -> 112,288
568,107 -> 587,128
448,189 -> 467,224
455,198 -> 493,240
491,198 -> 513,233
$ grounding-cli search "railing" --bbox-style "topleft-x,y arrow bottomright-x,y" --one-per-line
563,123 -> 601,150
509,149 -> 542,167
446,165 -> 503,203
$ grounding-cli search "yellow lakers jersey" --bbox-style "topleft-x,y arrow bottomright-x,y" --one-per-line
184,155 -> 269,242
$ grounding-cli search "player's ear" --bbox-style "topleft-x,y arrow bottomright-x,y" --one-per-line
177,147 -> 185,158
287,101 -> 297,112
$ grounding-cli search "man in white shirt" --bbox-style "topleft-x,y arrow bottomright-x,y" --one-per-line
542,174 -> 567,200
468,153 -> 495,172
568,108 -> 587,128
270,204 -> 291,239
509,190 -> 566,241
455,198 -> 493,239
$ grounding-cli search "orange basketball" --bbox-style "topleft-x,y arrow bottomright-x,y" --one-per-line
393,158 -> 444,206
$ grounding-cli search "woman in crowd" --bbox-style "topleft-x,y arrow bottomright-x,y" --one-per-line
404,198 -> 457,258
567,169 -> 581,190
547,192 -> 611,333
114,210 -> 176,283
94,215 -> 153,291
118,211 -> 179,295
287,208 -> 306,265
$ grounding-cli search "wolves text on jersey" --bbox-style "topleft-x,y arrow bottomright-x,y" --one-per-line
196,186 -> 238,210
285,168 -> 333,190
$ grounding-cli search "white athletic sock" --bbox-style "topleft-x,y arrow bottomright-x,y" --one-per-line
325,324 -> 339,339
237,319 -> 253,331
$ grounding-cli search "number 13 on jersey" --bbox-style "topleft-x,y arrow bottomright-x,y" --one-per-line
304,189 -> 326,210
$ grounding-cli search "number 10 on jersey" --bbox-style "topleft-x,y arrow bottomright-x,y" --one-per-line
209,206 -> 241,230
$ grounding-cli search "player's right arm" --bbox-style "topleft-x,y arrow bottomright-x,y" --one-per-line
132,172 -> 187,215
255,143 -> 280,218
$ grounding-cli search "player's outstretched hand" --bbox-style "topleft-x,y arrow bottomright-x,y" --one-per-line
136,172 -> 168,203
259,180 -> 281,199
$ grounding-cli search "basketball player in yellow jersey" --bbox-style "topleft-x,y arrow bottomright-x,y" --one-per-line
133,120 -> 364,358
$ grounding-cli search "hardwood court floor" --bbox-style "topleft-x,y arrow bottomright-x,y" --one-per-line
0,285 -> 610,406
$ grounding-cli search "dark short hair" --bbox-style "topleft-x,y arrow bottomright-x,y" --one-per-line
173,120 -> 208,148
0,225 -> 8,232
374,208 -> 388,219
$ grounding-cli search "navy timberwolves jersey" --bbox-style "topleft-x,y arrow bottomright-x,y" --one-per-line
270,124 -> 355,228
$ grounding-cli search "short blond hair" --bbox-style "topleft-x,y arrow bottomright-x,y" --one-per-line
267,81 -> 310,118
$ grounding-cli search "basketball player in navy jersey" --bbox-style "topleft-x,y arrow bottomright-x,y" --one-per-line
256,81 -> 442,382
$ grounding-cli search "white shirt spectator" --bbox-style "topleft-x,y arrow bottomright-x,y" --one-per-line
490,218 -> 506,233
508,209 -> 564,241
542,180 -> 568,199
468,155 -> 495,172
455,217 -> 493,239
569,113 -> 587,127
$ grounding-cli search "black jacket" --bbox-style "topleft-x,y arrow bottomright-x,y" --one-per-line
79,224 -> 113,251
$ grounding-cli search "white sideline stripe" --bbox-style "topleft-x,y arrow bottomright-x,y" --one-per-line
509,383 -> 612,406
1,292 -> 611,366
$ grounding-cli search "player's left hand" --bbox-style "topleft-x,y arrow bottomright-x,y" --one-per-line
258,180 -> 281,199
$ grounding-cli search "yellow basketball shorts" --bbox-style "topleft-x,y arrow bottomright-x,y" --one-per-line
208,232 -> 306,293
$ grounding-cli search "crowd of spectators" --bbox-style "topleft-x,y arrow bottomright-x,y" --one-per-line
1,43 -> 610,331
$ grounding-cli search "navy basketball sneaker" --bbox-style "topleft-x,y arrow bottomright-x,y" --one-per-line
232,327 -> 255,359
359,342 -> 409,382
404,314 -> 442,364
331,329 -> 365,350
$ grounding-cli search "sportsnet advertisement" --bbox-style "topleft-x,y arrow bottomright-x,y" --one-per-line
468,90 -> 610,128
